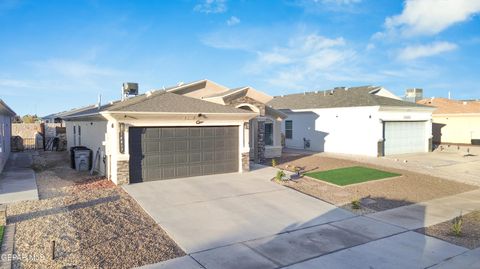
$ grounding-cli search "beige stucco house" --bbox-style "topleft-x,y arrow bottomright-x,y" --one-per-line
418,98 -> 480,145
63,80 -> 285,185
0,99 -> 16,173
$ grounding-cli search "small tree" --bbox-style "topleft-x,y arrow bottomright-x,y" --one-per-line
22,114 -> 39,123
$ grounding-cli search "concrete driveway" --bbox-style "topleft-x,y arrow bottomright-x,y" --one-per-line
382,151 -> 480,186
124,166 -> 354,253
322,148 -> 480,186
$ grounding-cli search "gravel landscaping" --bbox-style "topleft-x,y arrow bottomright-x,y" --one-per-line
269,152 -> 478,212
7,151 -> 184,269
417,210 -> 480,249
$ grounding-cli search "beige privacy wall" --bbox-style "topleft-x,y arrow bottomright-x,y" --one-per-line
432,115 -> 480,144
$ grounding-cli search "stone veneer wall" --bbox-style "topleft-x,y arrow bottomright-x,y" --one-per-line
241,152 -> 250,172
227,96 -> 266,116
116,160 -> 130,185
256,120 -> 266,164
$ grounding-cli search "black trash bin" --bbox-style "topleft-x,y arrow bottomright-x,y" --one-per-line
70,146 -> 91,169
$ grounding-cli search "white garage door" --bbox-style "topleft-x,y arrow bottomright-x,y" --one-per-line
384,121 -> 427,155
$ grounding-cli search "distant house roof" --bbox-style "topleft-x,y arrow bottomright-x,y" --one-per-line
267,86 -> 430,110
0,99 -> 16,116
42,105 -> 97,120
417,98 -> 480,114
64,90 -> 255,120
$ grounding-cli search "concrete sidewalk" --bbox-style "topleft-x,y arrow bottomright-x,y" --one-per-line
369,188 -> 480,230
0,152 -> 38,204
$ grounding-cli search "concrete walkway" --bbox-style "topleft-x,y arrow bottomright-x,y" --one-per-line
0,152 -> 38,204
133,167 -> 480,269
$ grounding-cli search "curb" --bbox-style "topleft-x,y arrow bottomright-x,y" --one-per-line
0,224 -> 15,269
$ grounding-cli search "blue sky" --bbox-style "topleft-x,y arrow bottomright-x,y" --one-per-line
1,0 -> 479,116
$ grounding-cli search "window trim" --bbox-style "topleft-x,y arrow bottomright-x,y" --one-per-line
285,120 -> 293,139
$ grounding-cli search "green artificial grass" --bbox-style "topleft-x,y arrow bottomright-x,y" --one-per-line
305,166 -> 401,186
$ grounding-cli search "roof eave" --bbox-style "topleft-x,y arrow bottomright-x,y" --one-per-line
0,99 -> 16,116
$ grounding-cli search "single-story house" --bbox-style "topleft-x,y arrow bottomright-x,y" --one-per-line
267,86 -> 435,157
0,99 -> 16,173
63,80 -> 285,185
417,98 -> 480,145
41,104 -> 98,125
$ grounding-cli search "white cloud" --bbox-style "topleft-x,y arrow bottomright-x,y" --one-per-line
226,16 -> 240,26
194,0 -> 227,14
397,41 -> 458,61
245,34 -> 357,89
382,0 -> 480,37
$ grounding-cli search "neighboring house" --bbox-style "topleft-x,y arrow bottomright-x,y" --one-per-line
417,98 -> 480,145
0,99 -> 16,173
63,79 -> 285,185
41,104 -> 97,125
268,86 -> 435,157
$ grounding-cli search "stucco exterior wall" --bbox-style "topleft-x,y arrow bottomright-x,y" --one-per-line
66,120 -> 108,175
0,114 -> 12,173
431,115 -> 480,144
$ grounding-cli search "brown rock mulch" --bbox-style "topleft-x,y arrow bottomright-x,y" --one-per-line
417,210 -> 480,249
7,151 -> 184,269
269,153 -> 477,212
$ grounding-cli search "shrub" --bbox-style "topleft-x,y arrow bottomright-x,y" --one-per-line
271,159 -> 277,167
451,213 -> 463,236
351,199 -> 361,210
275,170 -> 286,182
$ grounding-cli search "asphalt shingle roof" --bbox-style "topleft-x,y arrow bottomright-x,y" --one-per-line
417,98 -> 480,114
267,86 -> 430,110
65,90 -> 253,119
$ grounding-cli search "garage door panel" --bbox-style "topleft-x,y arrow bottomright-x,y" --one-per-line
190,140 -> 202,151
160,141 -> 175,152
189,153 -> 201,163
384,121 -> 427,155
145,128 -> 160,139
202,152 -> 214,162
161,128 -> 175,138
202,139 -> 214,150
189,165 -> 203,177
129,126 -> 239,182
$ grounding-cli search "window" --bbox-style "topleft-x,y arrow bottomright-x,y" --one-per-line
264,123 -> 273,146
78,125 -> 81,146
285,120 -> 293,139
73,126 -> 77,146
